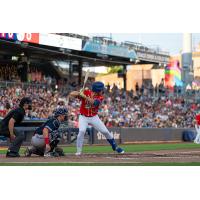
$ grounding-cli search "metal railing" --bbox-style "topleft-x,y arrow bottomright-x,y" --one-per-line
0,81 -> 71,92
0,81 -> 52,89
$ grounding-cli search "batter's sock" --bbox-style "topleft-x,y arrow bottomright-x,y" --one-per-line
107,138 -> 117,151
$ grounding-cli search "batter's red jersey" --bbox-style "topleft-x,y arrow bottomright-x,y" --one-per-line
196,114 -> 200,125
79,89 -> 104,117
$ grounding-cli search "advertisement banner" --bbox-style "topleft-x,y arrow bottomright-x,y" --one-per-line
120,128 -> 186,143
137,51 -> 169,63
82,41 -> 137,59
0,33 -> 39,44
93,127 -> 121,145
0,33 -> 82,50
17,33 -> 39,44
39,33 -> 82,50
0,33 -> 18,40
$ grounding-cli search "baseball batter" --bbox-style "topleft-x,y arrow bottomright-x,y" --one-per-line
194,112 -> 200,144
69,81 -> 124,155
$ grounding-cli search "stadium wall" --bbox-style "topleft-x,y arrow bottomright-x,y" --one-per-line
0,127 -> 195,146
90,128 -> 195,144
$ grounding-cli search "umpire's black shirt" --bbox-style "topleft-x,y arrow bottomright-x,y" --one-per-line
0,107 -> 25,130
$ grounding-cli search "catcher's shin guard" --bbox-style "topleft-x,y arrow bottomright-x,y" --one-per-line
31,146 -> 45,156
24,147 -> 32,157
54,147 -> 65,156
50,140 -> 60,151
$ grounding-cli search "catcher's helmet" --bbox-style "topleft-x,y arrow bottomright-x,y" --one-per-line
92,81 -> 104,93
54,108 -> 68,117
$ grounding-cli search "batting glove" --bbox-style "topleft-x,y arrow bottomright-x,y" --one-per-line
79,91 -> 86,99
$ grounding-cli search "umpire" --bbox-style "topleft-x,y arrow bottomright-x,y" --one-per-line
0,97 -> 32,157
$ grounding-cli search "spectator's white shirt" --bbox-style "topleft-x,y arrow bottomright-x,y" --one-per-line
156,114 -> 168,121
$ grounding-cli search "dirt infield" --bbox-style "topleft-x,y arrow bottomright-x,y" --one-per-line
1,149 -> 200,164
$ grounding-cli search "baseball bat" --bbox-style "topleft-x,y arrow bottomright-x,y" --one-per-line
82,69 -> 90,90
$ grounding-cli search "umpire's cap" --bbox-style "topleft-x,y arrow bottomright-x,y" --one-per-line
54,108 -> 68,117
92,81 -> 104,93
19,97 -> 32,107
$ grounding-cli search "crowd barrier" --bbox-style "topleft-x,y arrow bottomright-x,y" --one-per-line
120,128 -> 192,143
0,124 -> 196,146
92,127 -> 196,144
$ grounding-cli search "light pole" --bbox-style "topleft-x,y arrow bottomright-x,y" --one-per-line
182,33 -> 193,96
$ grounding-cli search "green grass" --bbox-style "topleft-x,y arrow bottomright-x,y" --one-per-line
0,142 -> 199,155
1,143 -> 200,166
67,143 -> 200,154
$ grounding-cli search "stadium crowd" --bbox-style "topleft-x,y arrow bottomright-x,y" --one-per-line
0,82 -> 199,128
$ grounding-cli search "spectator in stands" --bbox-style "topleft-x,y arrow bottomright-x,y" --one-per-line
106,83 -> 110,92
140,83 -> 144,95
0,79 -> 198,129
135,82 -> 139,95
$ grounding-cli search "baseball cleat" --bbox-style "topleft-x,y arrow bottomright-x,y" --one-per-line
116,147 -> 125,154
24,147 -> 32,157
75,152 -> 82,156
44,152 -> 54,157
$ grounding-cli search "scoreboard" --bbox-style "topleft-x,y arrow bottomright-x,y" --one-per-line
0,33 -> 39,44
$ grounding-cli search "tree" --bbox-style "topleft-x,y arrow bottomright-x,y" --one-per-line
107,66 -> 123,74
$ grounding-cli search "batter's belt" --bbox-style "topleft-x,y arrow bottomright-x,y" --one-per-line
80,114 -> 97,117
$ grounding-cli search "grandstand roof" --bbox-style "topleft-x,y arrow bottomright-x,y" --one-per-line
0,33 -> 170,77
0,38 -> 136,67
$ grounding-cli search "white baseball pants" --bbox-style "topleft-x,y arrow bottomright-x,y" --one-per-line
194,125 -> 200,144
31,134 -> 45,148
77,115 -> 113,153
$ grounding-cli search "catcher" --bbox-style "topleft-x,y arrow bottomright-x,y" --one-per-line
24,108 -> 68,157
69,81 -> 124,155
